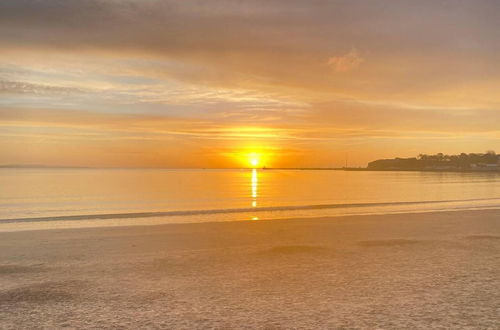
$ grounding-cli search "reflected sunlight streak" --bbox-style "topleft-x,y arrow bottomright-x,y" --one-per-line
251,168 -> 258,208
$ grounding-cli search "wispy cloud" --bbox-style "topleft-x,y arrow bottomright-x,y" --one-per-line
328,48 -> 364,72
0,80 -> 84,95
0,0 -> 499,166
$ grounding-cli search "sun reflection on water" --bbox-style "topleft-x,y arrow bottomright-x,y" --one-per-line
251,168 -> 258,202
250,168 -> 259,220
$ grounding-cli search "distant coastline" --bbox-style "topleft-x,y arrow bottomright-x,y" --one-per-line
365,151 -> 500,172
0,164 -> 90,169
340,167 -> 500,173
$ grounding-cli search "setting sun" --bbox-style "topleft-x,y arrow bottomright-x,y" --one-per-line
248,153 -> 260,168
226,146 -> 276,168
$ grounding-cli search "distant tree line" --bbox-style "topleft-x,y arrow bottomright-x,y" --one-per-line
368,151 -> 499,171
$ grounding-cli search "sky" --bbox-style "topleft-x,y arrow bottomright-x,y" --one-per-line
1,0 -> 499,168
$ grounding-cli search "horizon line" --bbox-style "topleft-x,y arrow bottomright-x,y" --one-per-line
0,164 -> 353,170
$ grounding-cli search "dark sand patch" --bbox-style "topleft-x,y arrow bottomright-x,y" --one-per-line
0,280 -> 84,304
359,239 -> 421,247
465,235 -> 500,240
0,264 -> 46,275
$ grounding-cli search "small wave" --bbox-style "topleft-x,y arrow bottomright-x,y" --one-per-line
1,198 -> 499,224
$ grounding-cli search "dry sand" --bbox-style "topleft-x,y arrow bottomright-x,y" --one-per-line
1,209 -> 499,329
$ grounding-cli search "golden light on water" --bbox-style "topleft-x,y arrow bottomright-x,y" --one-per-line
250,168 -> 259,219
251,168 -> 258,200
251,169 -> 258,211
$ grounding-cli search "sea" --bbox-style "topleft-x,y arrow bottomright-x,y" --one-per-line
1,168 -> 499,231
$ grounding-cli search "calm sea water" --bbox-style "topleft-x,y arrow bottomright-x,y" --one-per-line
1,169 -> 499,231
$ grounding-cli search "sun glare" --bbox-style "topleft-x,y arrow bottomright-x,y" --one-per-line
248,153 -> 260,168
227,146 -> 274,168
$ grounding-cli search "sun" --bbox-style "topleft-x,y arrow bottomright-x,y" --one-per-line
227,147 -> 273,168
248,153 -> 260,168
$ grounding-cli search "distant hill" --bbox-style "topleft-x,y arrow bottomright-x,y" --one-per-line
368,151 -> 500,171
0,164 -> 88,169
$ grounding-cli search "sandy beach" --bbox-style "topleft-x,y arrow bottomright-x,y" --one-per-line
1,209 -> 499,329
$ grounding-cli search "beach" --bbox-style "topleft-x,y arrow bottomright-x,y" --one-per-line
1,209 -> 499,329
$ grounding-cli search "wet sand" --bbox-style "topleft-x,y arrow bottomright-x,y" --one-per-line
1,209 -> 499,329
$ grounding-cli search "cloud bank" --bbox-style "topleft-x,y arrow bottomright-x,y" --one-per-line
0,0 -> 499,166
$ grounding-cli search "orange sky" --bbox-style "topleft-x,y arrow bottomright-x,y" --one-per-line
1,0 -> 499,168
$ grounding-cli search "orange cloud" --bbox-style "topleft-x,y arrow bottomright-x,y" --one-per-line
0,1 -> 499,167
328,48 -> 364,72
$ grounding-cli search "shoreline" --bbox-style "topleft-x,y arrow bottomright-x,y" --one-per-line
1,208 -> 499,237
1,209 -> 499,328
4,197 -> 499,223
1,203 -> 499,233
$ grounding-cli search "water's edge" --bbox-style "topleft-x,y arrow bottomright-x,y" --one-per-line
3,197 -> 499,224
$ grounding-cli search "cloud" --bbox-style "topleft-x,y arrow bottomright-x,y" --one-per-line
327,48 -> 364,72
0,0 -> 499,106
0,107 -> 303,141
0,80 -> 83,95
0,1 -> 499,166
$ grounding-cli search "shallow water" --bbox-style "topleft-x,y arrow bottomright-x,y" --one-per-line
1,168 -> 499,230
